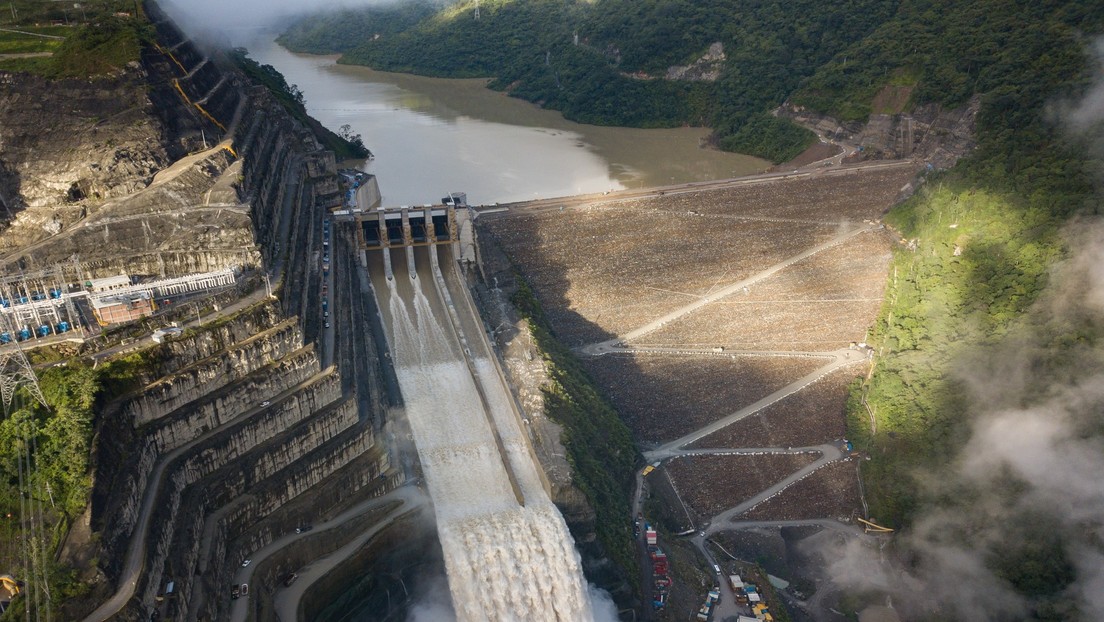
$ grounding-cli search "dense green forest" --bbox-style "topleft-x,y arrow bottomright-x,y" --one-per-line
0,365 -> 105,612
278,0 -> 898,163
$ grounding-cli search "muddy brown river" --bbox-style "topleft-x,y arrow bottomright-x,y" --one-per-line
242,36 -> 768,206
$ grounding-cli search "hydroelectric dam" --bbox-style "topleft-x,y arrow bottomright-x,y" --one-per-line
355,204 -> 597,621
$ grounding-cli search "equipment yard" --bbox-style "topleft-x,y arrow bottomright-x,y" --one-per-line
479,161 -> 919,620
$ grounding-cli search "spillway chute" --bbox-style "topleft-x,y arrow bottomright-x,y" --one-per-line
367,243 -> 594,622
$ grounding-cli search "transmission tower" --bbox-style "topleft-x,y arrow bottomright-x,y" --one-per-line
474,0 -> 480,20
0,315 -> 50,622
0,314 -> 46,412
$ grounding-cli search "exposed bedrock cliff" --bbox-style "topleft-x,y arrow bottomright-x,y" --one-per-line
780,96 -> 979,169
0,70 -> 171,212
19,5 -> 410,620
139,391 -> 355,609
155,300 -> 285,374
118,319 -> 305,426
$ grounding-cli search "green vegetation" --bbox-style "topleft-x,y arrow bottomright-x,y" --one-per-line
1,0 -> 138,27
0,55 -> 51,73
0,31 -> 61,55
833,0 -> 1102,528
0,346 -> 165,613
277,2 -> 439,56
46,16 -> 150,78
810,2 -> 1104,618
511,276 -> 639,576
0,366 -> 98,520
0,1 -> 148,78
0,366 -> 97,613
279,0 -> 897,163
228,48 -> 371,160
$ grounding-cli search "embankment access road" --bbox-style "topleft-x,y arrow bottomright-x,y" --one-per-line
476,159 -> 915,217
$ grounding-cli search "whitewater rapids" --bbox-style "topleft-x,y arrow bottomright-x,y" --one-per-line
378,247 -> 594,622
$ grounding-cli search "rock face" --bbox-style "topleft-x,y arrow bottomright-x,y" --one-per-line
120,319 -> 305,425
44,6 -> 404,621
0,11 -> 256,276
666,42 -> 726,82
780,96 -> 979,170
0,70 -> 170,212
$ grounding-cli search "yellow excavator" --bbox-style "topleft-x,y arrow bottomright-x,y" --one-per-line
0,574 -> 22,597
857,517 -> 895,533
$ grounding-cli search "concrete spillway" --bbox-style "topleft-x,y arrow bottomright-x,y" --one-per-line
369,245 -> 594,622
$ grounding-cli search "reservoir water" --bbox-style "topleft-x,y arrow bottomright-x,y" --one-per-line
242,36 -> 768,206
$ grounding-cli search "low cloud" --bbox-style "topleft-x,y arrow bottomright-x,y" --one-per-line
824,38 -> 1104,621
406,573 -> 456,622
161,0 -> 406,33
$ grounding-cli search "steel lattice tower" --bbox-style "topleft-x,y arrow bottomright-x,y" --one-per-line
0,314 -> 46,412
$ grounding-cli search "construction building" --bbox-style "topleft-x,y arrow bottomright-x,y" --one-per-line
91,292 -> 156,325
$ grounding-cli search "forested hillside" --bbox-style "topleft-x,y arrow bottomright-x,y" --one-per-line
280,1 -> 1104,618
279,0 -> 897,162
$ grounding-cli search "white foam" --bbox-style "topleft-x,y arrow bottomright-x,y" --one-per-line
386,274 -> 594,622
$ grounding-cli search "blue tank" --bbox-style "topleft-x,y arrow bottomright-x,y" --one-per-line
37,325 -> 51,337
0,299 -> 8,308
56,321 -> 70,333
49,288 -> 63,299
17,296 -> 28,305
18,327 -> 31,341
0,333 -> 11,344
31,292 -> 45,301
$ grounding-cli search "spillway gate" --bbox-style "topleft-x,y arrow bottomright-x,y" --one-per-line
356,204 -> 459,250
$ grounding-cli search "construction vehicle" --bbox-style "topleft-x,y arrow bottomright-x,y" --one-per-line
0,575 -> 22,597
857,517 -> 894,533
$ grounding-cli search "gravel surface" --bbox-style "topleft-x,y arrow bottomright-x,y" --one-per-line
483,207 -> 834,346
641,166 -> 916,222
740,459 -> 863,521
635,231 -> 892,351
666,453 -> 821,521
688,368 -> 858,449
583,353 -> 823,443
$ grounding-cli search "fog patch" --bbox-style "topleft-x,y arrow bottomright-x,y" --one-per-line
161,0 -> 411,32
588,584 -> 620,622
822,40 -> 1104,617
406,573 -> 456,622
1050,36 -> 1104,173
